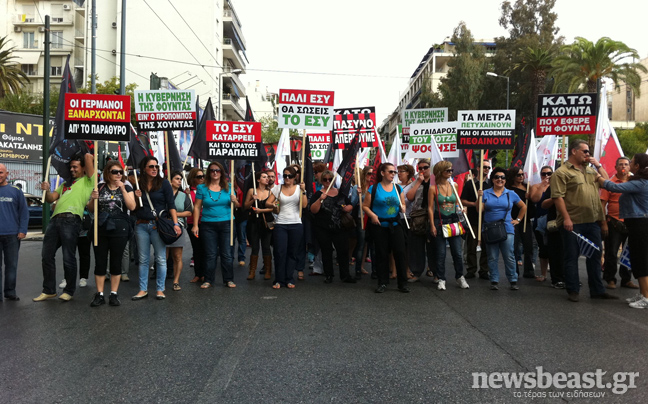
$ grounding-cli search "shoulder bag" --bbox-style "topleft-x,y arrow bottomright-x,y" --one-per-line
435,185 -> 465,238
482,191 -> 509,244
145,191 -> 181,245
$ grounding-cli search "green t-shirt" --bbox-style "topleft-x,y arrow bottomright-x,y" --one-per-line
53,176 -> 94,218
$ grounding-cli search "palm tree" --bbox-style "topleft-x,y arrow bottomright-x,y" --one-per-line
511,45 -> 556,110
552,37 -> 647,94
0,36 -> 30,98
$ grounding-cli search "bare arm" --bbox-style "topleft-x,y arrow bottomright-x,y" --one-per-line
84,153 -> 94,178
553,197 -> 572,232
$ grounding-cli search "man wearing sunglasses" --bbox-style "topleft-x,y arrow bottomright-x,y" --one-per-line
35,153 -> 95,302
461,163 -> 492,280
551,138 -> 616,302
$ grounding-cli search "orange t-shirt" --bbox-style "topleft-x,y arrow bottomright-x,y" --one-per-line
600,175 -> 625,221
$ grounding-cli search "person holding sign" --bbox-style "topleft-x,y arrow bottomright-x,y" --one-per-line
87,161 -> 136,307
428,161 -> 470,291
244,170 -> 275,281
186,168 -> 206,283
266,166 -> 307,289
34,153 -> 95,303
167,171 -> 192,292
132,157 -> 181,301
362,163 -> 409,294
478,167 -> 526,291
192,162 -> 240,289
310,170 -> 356,284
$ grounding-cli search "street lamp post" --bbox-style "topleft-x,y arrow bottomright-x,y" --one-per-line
487,72 -> 510,166
218,68 -> 243,120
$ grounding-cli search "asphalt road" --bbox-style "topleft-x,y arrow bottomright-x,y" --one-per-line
1,239 -> 646,403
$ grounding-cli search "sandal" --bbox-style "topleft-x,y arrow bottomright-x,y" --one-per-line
535,276 -> 546,282
298,271 -> 305,281
308,271 -> 322,276
200,282 -> 211,289
287,283 -> 296,289
190,276 -> 200,283
361,269 -> 369,275
272,283 -> 281,289
173,283 -> 181,291
226,281 -> 236,288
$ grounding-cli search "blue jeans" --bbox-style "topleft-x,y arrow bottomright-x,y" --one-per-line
0,235 -> 20,299
561,223 -> 606,296
435,234 -> 464,281
201,221 -> 233,284
487,233 -> 517,283
135,221 -> 167,292
273,223 -> 303,286
42,215 -> 81,295
230,219 -> 247,263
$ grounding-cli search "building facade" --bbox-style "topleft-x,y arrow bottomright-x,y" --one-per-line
609,57 -> 648,125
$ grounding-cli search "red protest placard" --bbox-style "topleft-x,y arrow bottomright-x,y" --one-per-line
205,121 -> 262,160
279,89 -> 335,106
64,93 -> 131,141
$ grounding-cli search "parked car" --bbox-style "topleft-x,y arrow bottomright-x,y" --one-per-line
25,193 -> 45,227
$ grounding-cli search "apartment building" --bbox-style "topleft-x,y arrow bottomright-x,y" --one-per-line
608,56 -> 648,125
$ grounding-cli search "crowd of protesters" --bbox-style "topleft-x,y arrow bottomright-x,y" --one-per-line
0,139 -> 646,309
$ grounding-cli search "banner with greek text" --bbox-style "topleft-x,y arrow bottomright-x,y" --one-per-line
332,106 -> 377,149
0,111 -> 53,161
409,122 -> 459,158
134,89 -> 197,131
206,121 -> 262,160
536,93 -> 597,136
308,132 -> 331,161
278,89 -> 335,130
64,94 -> 131,141
457,110 -> 516,149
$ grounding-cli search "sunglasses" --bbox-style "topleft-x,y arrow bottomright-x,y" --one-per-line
445,169 -> 454,173
195,175 -> 205,179
147,165 -> 160,170
284,174 -> 296,179
582,149 -> 591,154
493,175 -> 506,180
321,177 -> 332,183
209,168 -> 221,173
483,166 -> 491,170
386,170 -> 398,175
418,166 -> 430,171
515,173 -> 525,177
541,172 -> 553,177
110,170 -> 123,175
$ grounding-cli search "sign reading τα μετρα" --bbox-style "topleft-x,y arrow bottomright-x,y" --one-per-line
206,121 -> 263,160
278,89 -> 335,130
134,89 -> 197,131
457,110 -> 516,150
64,93 -> 131,142
536,93 -> 597,136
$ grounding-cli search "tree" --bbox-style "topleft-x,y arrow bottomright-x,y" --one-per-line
259,115 -> 298,144
437,22 -> 488,120
512,45 -> 557,110
0,91 -> 41,115
617,123 -> 648,158
552,37 -> 648,94
0,36 -> 30,98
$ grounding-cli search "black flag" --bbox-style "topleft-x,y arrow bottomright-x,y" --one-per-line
126,125 -> 152,168
302,135 -> 315,200
336,130 -> 361,197
165,131 -> 183,173
510,118 -> 529,169
188,97 -> 215,161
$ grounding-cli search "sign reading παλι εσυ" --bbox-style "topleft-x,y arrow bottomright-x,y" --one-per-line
64,93 -> 131,141
134,89 -> 197,131
536,93 -> 597,136
409,122 -> 459,158
332,106 -> 378,149
278,89 -> 335,130
308,132 -> 331,161
457,110 -> 516,150
205,121 -> 262,160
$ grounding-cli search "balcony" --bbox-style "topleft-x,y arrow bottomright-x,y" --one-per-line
222,72 -> 245,98
13,14 -> 74,26
222,93 -> 244,120
223,38 -> 246,71
223,8 -> 246,48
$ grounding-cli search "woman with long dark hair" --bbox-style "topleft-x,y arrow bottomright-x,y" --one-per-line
132,156 -> 181,300
192,161 -> 240,289
167,171 -> 192,291
362,163 -> 409,293
597,153 -> 648,308
88,161 -> 136,307
243,170 -> 274,280
186,167 -> 205,283
266,166 -> 307,289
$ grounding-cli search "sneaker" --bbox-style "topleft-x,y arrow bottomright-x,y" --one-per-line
59,292 -> 73,302
432,277 -> 440,284
375,284 -> 387,293
90,293 -> 105,307
59,279 -> 67,289
476,245 -> 482,252
407,276 -> 420,283
490,282 -> 499,290
437,280 -> 446,291
79,278 -> 87,288
626,294 -> 643,303
33,293 -> 57,302
567,292 -> 579,302
552,282 -> 565,289
510,282 -> 519,291
456,276 -> 469,289
629,296 -> 648,309
190,259 -> 195,267
109,294 -> 121,306
121,274 -> 130,282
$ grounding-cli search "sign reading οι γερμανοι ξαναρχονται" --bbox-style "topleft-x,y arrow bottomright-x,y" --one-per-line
277,89 -> 335,131
536,93 -> 597,136
457,110 -> 516,150
134,89 -> 197,131
205,121 -> 263,160
64,93 -> 131,142
408,121 -> 459,159
331,106 -> 378,150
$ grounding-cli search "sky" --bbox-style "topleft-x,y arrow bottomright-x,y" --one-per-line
235,0 -> 647,125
